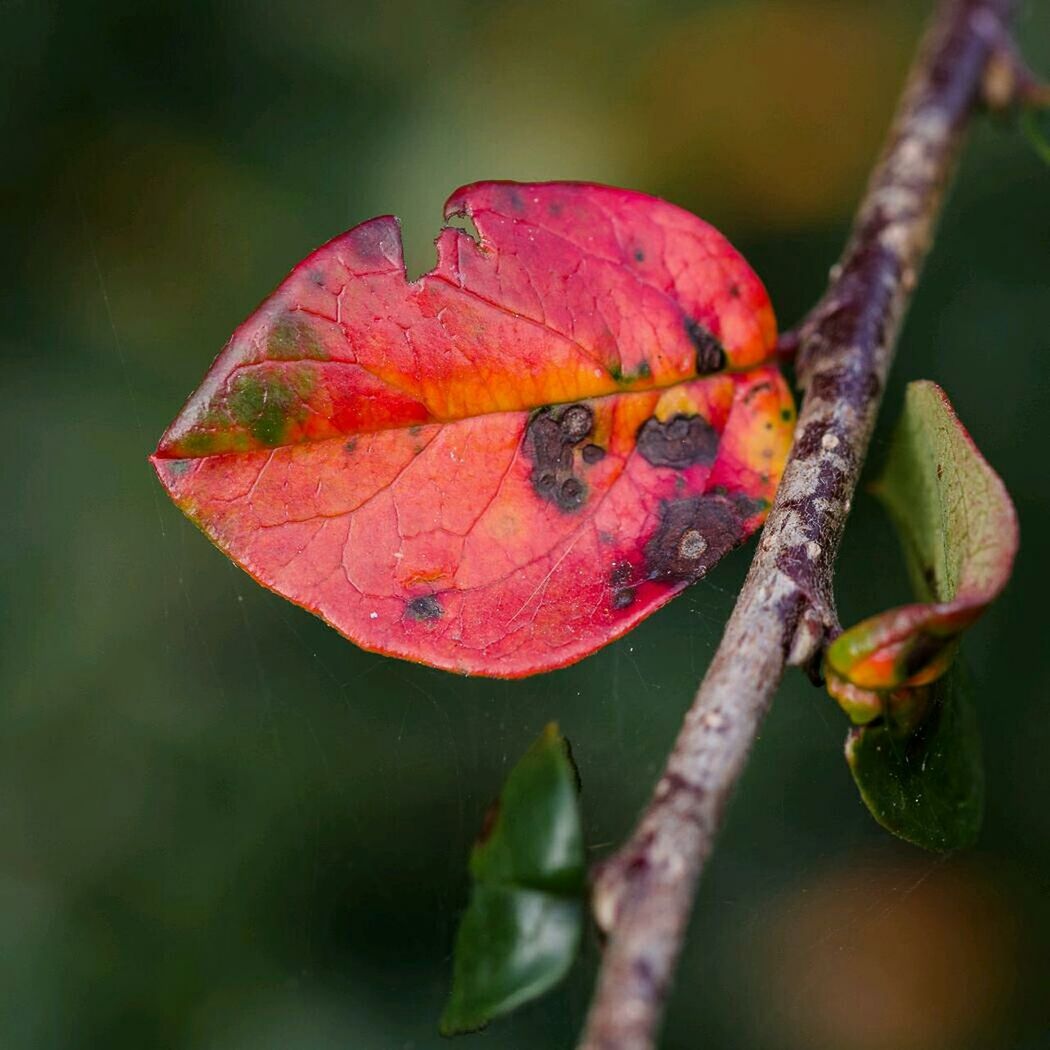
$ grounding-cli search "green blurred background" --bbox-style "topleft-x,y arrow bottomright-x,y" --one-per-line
4,1 -> 1049,1047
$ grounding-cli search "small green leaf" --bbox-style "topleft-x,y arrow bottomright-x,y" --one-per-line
825,380 -> 1017,711
441,724 -> 585,1036
846,663 -> 983,851
876,381 -> 1016,607
1021,107 -> 1050,166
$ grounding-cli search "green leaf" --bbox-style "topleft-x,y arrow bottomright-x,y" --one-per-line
440,723 -> 585,1036
824,380 -> 1017,718
846,663 -> 983,851
876,381 -> 1016,607
826,381 -> 1016,850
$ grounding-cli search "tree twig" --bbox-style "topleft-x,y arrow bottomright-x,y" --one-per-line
578,2 -> 1021,1047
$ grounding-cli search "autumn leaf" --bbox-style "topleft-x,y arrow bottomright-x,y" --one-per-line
151,182 -> 794,676
441,723 -> 585,1035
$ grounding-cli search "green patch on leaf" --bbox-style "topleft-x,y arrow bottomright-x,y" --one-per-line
441,723 -> 585,1036
228,369 -> 313,446
608,360 -> 652,385
267,312 -> 328,360
846,664 -> 983,852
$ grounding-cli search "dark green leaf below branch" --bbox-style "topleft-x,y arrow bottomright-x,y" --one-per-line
441,724 -> 586,1036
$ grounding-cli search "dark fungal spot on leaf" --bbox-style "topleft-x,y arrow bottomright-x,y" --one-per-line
560,404 -> 593,443
685,319 -> 726,374
344,437 -> 358,453
610,560 -> 636,610
525,403 -> 594,512
582,444 -> 605,464
406,594 -> 443,621
728,282 -> 741,299
637,414 -> 719,469
560,477 -> 584,509
633,247 -> 645,263
645,495 -> 744,582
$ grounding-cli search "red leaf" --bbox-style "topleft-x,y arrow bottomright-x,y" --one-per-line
151,182 -> 794,676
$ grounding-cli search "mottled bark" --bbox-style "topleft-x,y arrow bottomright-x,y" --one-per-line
578,2 -> 1024,1048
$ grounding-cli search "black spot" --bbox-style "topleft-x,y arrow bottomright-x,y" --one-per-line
610,561 -> 636,609
560,404 -> 593,442
685,319 -> 726,374
405,594 -> 443,621
344,438 -> 359,453
645,496 -> 745,582
728,282 -> 741,299
633,247 -> 645,263
637,414 -> 719,469
525,403 -> 594,512
560,477 -> 584,508
582,444 -> 605,464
